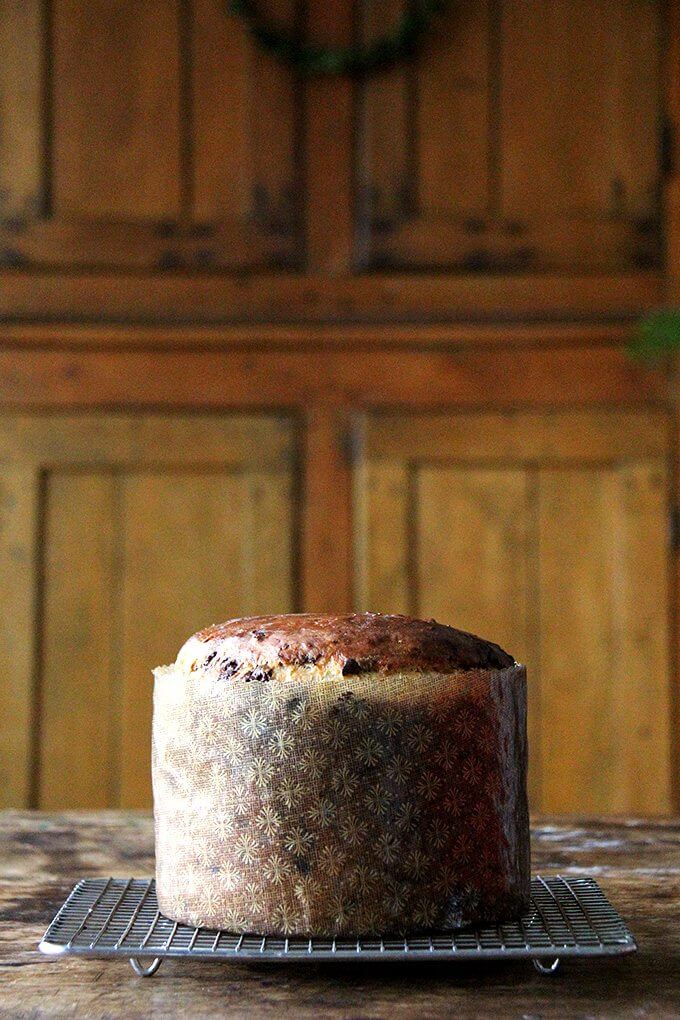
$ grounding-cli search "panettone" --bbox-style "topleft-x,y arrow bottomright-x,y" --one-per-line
152,613 -> 530,935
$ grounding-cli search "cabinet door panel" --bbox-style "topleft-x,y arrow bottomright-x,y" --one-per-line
193,0 -> 299,240
53,0 -> 182,220
357,0 -> 662,272
241,470 -> 295,615
0,1 -> 301,271
501,0 -> 661,224
354,460 -> 410,614
0,1 -> 43,221
359,0 -> 490,236
0,414 -> 296,809
416,467 -> 529,661
0,466 -> 39,807
539,464 -> 672,813
355,411 -> 672,814
416,2 -> 490,221
40,473 -> 117,809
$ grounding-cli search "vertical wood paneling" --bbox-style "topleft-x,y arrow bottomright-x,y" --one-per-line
354,460 -> 410,614
668,0 -> 680,818
0,0 -> 665,276
0,0 -> 43,219
607,462 -> 671,812
501,0 -> 661,221
301,408 -> 353,613
120,472 -> 246,807
415,468 -> 529,658
416,1 -> 490,219
359,0 -> 412,234
192,0 -> 249,220
666,0 -> 680,296
0,467 -> 39,808
39,473 -> 116,808
360,0 -> 491,230
538,470 -> 616,813
241,469 -> 294,616
608,1 -> 663,220
192,0 -> 298,230
502,0 -> 606,219
250,0 -> 299,235
538,465 -> 671,814
305,1 -> 353,272
52,0 -> 182,219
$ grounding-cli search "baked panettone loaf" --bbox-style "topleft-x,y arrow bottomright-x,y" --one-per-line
152,613 -> 529,935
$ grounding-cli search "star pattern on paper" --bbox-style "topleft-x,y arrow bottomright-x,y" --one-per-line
154,668 -> 525,936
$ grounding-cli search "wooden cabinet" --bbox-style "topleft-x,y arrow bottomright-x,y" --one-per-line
0,377 -> 673,815
0,414 -> 296,808
354,410 -> 673,814
359,0 -> 663,272
0,0 -> 666,287
0,0 -> 301,271
0,2 -> 677,814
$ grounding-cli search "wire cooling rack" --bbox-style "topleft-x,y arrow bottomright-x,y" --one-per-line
38,875 -> 636,977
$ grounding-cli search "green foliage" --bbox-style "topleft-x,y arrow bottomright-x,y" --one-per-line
228,0 -> 450,78
629,310 -> 680,361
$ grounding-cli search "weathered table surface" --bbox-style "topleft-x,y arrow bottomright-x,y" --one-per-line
0,812 -> 678,1019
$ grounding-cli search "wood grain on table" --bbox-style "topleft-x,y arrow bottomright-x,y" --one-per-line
0,813 -> 678,1019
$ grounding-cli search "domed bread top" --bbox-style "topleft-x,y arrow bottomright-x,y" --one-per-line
174,612 -> 515,676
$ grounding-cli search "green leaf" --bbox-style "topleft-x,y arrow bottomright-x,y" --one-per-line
629,309 -> 680,361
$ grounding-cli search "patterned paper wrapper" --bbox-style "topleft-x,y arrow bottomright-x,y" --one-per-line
152,663 -> 530,935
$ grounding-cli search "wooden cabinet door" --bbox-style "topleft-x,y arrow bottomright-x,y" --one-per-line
354,410 -> 672,815
0,413 -> 296,809
357,0 -> 663,272
0,1 -> 301,272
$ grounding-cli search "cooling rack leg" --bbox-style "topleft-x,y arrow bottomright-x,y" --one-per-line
533,957 -> 561,975
129,957 -> 162,977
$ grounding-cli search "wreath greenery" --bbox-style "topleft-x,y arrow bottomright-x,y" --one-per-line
629,310 -> 680,360
228,0 -> 450,77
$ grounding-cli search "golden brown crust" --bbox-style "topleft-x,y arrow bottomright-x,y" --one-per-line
192,613 -> 515,674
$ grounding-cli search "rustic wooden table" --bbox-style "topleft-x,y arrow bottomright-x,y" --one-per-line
0,812 -> 678,1019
